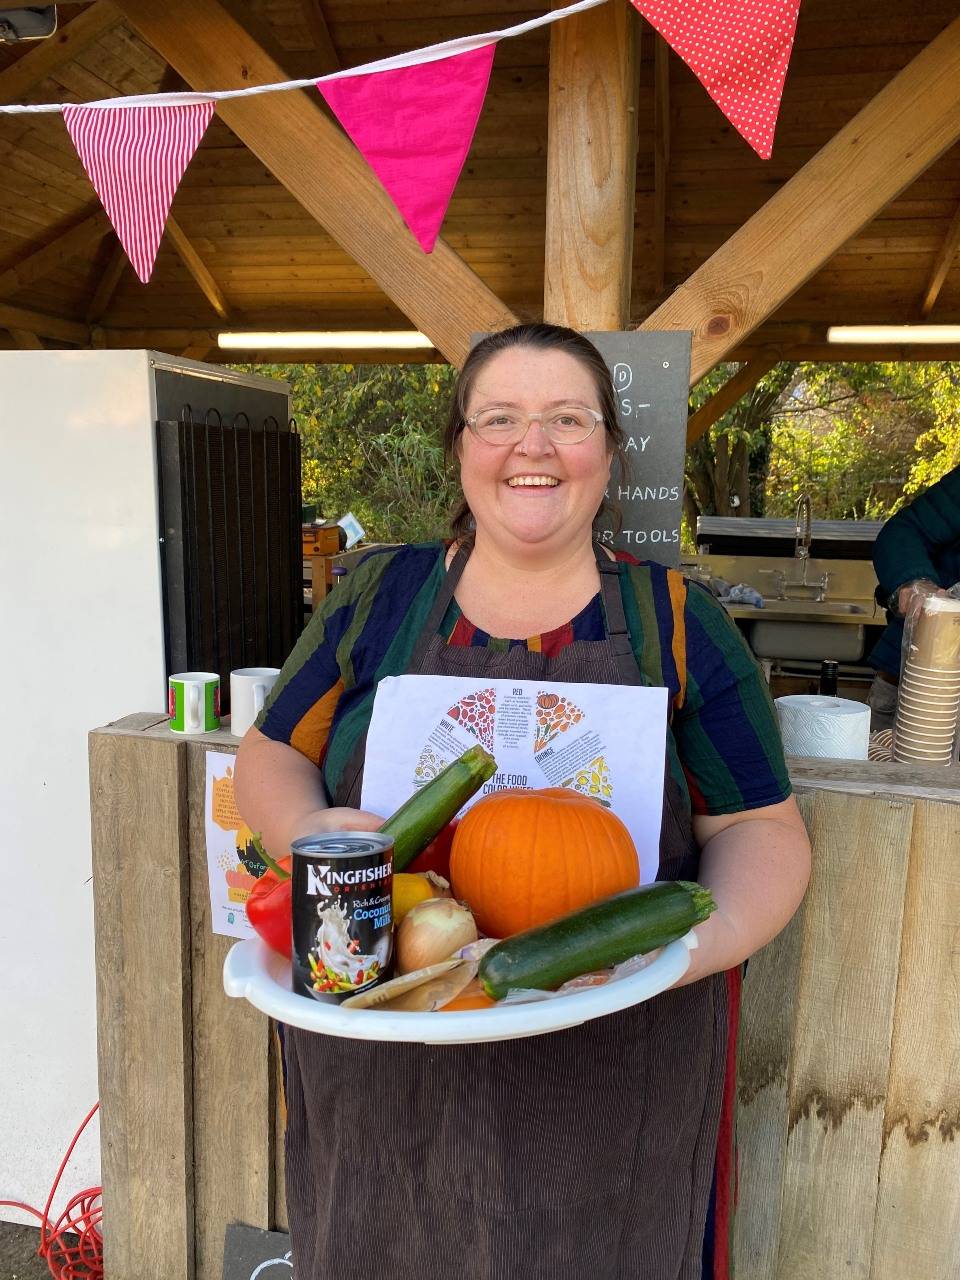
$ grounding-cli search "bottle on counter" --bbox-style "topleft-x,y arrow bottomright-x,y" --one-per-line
819,659 -> 839,696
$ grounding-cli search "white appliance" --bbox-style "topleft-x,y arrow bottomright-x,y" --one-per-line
0,350 -> 287,1224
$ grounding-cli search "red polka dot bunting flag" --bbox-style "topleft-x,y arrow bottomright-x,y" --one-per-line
629,0 -> 801,159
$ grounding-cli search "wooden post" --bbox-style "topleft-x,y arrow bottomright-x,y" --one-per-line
653,36 -> 670,298
639,15 -> 960,382
543,2 -> 640,328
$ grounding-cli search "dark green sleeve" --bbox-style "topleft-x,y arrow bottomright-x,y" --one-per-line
873,464 -> 960,597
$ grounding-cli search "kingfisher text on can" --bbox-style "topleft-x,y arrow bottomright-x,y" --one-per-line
290,832 -> 394,1002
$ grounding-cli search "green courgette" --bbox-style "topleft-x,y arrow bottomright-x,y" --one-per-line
478,880 -> 716,999
380,745 -> 497,871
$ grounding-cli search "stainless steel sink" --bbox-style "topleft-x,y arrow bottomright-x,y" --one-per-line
759,600 -> 867,617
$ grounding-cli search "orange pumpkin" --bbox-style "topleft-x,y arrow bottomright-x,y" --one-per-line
439,979 -> 497,1012
449,788 -> 640,938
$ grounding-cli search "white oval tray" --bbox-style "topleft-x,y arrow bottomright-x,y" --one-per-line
223,932 -> 698,1045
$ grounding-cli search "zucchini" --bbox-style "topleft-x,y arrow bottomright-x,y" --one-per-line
380,745 -> 497,872
478,880 -> 716,999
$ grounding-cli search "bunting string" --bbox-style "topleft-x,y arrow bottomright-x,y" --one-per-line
0,0 -> 608,114
0,0 -> 800,279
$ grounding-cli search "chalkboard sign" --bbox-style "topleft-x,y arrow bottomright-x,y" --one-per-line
586,330 -> 692,566
222,1224 -> 293,1280
471,330 -> 691,567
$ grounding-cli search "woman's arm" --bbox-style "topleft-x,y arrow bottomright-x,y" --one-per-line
673,794 -> 811,986
234,726 -> 384,859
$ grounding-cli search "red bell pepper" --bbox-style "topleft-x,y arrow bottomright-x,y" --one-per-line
406,818 -> 459,880
246,838 -> 292,958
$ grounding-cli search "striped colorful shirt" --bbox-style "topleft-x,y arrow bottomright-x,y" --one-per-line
258,542 -> 791,816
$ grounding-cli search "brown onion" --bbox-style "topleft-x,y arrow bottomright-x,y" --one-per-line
396,898 -> 478,974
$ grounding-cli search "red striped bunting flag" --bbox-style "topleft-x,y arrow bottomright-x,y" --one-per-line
62,101 -> 216,283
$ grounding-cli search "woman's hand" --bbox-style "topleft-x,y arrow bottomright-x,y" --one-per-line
673,794 -> 811,986
287,806 -> 386,846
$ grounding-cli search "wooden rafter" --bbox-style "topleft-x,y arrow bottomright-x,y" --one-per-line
685,356 -> 778,446
919,199 -> 960,317
8,328 -> 44,349
300,0 -> 340,73
640,14 -> 960,383
543,2 -> 641,328
110,0 -> 517,366
85,242 -> 128,324
653,36 -> 670,298
0,2 -> 122,105
0,301 -> 88,345
0,206 -> 111,301
166,216 -> 234,321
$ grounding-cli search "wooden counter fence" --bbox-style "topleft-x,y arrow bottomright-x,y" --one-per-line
88,716 -> 960,1280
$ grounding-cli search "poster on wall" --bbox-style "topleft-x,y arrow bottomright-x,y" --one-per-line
204,750 -> 263,939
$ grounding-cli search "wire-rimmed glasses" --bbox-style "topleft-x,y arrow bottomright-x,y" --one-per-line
464,404 -> 603,446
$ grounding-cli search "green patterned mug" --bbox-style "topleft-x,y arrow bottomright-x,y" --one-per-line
168,671 -> 220,735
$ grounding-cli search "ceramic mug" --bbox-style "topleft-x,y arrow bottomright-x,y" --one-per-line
230,667 -> 280,738
169,671 -> 220,735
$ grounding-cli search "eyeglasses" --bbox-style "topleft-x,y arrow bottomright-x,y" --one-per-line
463,404 -> 603,446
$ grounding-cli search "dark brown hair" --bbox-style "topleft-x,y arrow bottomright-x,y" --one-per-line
442,323 -> 630,542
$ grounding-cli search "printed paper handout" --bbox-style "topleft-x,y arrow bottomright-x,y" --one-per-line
205,750 -> 263,939
361,675 -> 669,884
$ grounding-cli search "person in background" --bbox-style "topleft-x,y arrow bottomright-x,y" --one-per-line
867,462 -> 960,731
235,323 -> 811,1280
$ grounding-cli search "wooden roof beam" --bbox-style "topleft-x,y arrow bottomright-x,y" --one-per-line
166,216 -> 234,321
919,198 -> 960,317
640,14 -> 960,383
8,328 -> 44,349
300,0 -> 340,72
686,356 -> 778,446
85,241 -> 128,324
653,36 -> 670,299
544,1 -> 640,328
0,2 -> 122,105
111,0 -> 517,365
0,205 -> 111,301
0,301 -> 88,345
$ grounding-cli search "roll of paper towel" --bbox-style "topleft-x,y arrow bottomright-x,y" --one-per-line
775,695 -> 871,760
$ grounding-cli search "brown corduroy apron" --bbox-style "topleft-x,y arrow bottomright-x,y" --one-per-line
283,545 -> 728,1279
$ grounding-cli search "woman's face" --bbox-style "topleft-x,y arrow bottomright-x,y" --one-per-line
458,346 -> 612,554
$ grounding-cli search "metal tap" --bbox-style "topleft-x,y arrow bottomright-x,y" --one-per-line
794,493 -> 812,584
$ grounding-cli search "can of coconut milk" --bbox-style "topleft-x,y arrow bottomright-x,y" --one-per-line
290,832 -> 394,1001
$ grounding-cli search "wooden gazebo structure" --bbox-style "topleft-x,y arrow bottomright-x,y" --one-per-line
4,5 -> 960,1280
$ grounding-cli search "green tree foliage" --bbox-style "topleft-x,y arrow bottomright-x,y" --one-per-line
686,360 -> 960,531
234,362 -> 460,542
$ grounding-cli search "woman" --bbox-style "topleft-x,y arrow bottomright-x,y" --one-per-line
235,323 -> 811,1279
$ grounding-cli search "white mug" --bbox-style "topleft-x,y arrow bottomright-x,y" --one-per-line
230,667 -> 280,738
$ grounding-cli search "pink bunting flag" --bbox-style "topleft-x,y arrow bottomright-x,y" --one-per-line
62,101 -> 216,283
630,0 -> 800,159
318,44 -> 496,253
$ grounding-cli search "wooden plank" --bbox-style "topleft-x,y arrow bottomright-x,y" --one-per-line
870,799 -> 960,1280
166,215 -> 234,321
300,0 -> 341,72
113,0 -> 518,365
686,356 -> 778,445
88,728 -> 195,1280
0,301 -> 88,344
8,327 -> 44,349
0,207 -> 111,301
86,241 -> 129,324
919,199 -> 960,316
775,789 -> 913,1279
0,2 -> 122,105
542,0 -> 640,328
734,897 -> 805,1279
653,35 -> 670,298
184,740 -> 273,1280
639,15 -> 960,382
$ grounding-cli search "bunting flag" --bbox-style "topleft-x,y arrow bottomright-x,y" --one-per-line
317,44 -> 497,253
61,101 -> 216,283
631,0 -> 801,159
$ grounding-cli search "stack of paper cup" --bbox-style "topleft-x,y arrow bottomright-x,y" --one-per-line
894,596 -> 960,765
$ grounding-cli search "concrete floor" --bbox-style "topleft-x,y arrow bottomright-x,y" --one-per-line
0,1223 -> 66,1280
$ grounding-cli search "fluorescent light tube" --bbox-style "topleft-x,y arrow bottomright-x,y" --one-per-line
217,330 -> 435,351
827,325 -> 960,344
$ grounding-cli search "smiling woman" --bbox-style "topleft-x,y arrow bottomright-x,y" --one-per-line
234,322 -> 810,1280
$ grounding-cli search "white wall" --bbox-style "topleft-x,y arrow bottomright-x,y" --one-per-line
0,351 -> 166,1222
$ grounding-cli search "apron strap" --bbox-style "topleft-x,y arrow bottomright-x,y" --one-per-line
594,544 -> 641,679
406,541 -> 470,671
